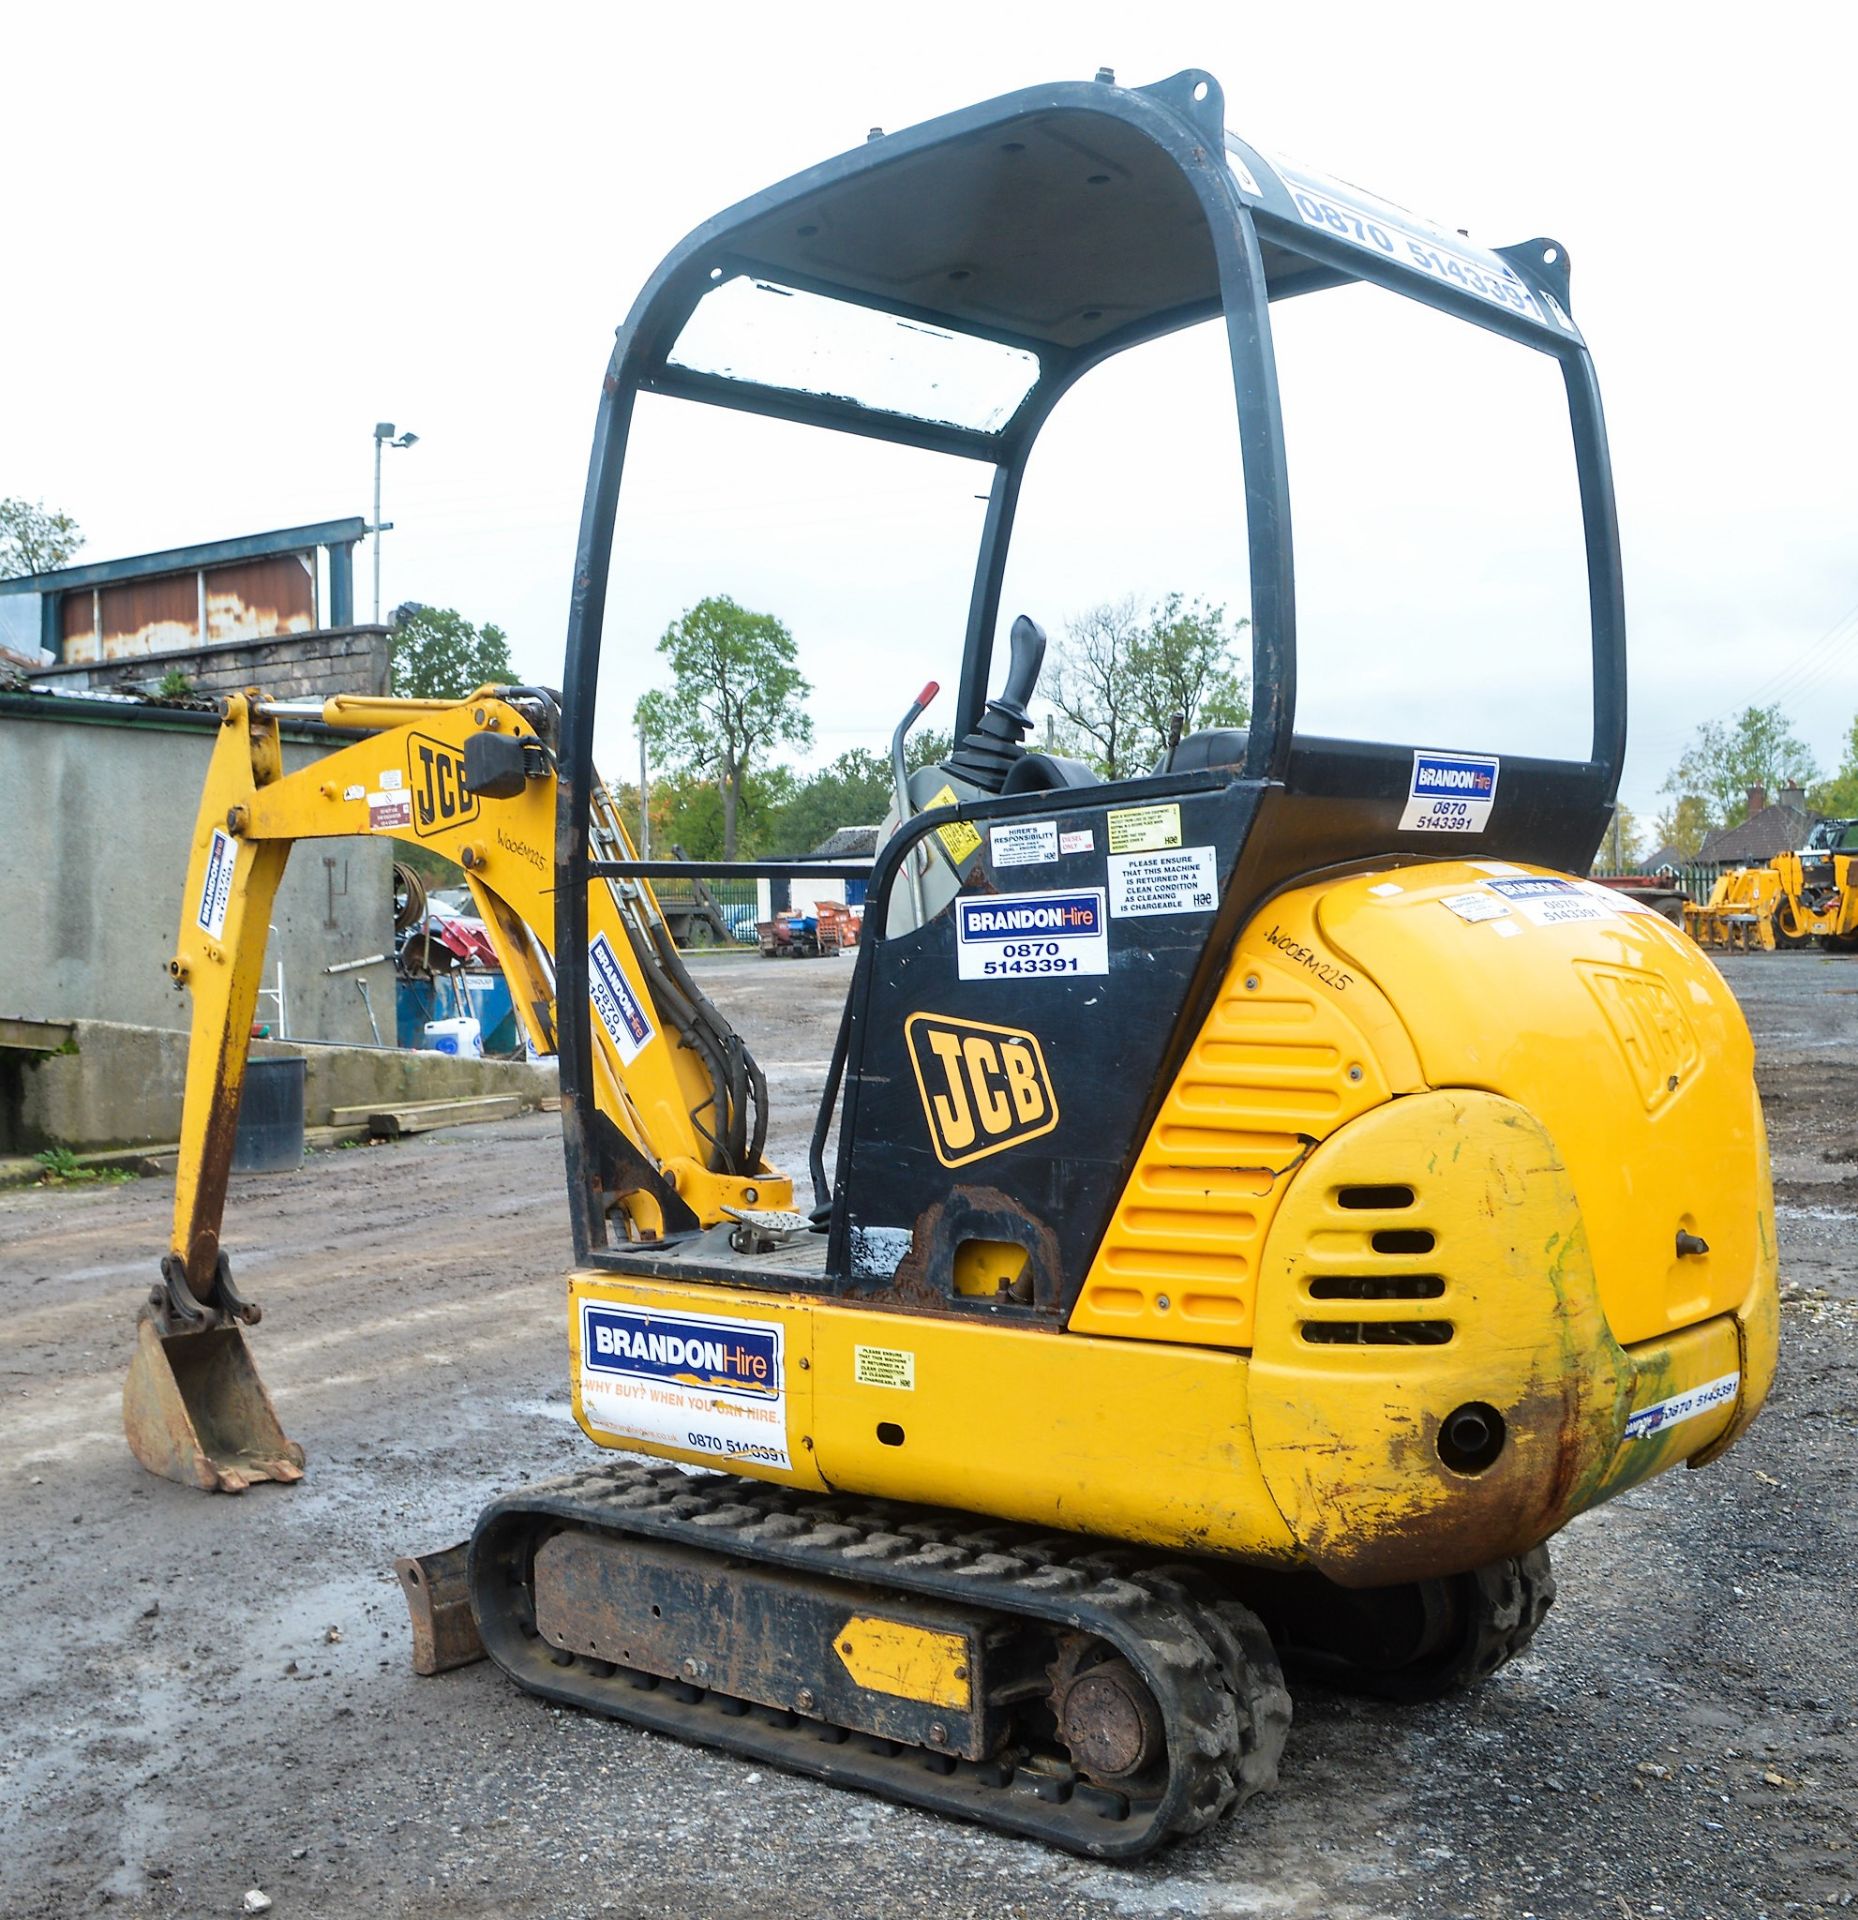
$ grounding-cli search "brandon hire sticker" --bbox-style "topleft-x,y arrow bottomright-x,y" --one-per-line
1109,845 -> 1218,918
588,932 -> 656,1064
989,819 -> 1058,868
1624,1371 -> 1739,1442
956,888 -> 1107,979
196,828 -> 236,938
1482,876 -> 1610,926
578,1301 -> 790,1469
1398,751 -> 1500,834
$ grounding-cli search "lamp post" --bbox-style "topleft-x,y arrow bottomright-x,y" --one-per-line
371,421 -> 419,623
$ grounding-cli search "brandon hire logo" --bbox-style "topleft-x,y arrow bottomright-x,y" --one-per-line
1411,755 -> 1496,797
957,893 -> 1103,942
581,1303 -> 781,1399
906,1012 -> 1057,1168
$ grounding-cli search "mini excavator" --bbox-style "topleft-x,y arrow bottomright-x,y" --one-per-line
131,71 -> 1780,1859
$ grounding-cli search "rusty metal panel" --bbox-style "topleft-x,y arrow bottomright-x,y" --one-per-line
98,573 -> 200,659
206,555 -> 314,643
531,1530 -> 997,1759
61,591 -> 98,663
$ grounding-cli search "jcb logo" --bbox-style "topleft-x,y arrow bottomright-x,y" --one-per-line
408,732 -> 480,839
906,1013 -> 1057,1168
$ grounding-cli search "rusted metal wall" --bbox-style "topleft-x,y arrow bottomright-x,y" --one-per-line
58,554 -> 316,663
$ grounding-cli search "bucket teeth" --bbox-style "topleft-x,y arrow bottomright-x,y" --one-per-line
122,1319 -> 304,1493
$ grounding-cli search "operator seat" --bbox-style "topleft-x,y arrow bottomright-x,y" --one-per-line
1150,727 -> 1249,777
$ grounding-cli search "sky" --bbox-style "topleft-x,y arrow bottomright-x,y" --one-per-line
5,2 -> 1856,837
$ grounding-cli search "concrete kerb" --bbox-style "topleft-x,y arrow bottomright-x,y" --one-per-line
0,1018 -> 559,1158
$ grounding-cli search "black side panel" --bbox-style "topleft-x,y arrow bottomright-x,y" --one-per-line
828,782 -> 1263,1318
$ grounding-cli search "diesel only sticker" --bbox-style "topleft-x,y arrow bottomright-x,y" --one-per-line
1398,751 -> 1500,835
955,888 -> 1107,980
588,932 -> 656,1065
906,1012 -> 1058,1167
579,1301 -> 790,1469
1109,845 -> 1218,918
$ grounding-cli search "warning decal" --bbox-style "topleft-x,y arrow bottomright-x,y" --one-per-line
1109,845 -> 1218,918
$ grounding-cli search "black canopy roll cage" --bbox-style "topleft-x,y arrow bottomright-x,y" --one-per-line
553,67 -> 1626,1257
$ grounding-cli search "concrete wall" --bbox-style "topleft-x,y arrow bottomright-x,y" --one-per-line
29,623 -> 392,701
0,702 -> 394,1043
0,1020 -> 557,1153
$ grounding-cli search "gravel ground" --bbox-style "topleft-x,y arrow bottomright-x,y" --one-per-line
1,949 -> 1852,1920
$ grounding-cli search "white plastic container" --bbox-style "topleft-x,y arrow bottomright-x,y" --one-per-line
422,1015 -> 483,1058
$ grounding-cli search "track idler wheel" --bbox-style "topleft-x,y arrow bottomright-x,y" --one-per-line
1049,1639 -> 1167,1789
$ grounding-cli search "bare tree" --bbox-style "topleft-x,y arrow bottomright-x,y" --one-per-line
1047,596 -> 1144,779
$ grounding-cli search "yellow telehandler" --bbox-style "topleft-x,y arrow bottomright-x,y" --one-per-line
1684,817 -> 1858,951
130,69 -> 1779,1859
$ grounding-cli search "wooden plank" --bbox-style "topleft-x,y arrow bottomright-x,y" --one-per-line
328,1094 -> 526,1137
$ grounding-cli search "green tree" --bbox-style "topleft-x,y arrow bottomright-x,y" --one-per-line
636,596 -> 813,858
1659,704 -> 1819,832
390,603 -> 515,700
1652,793 -> 1713,861
1128,593 -> 1250,752
1810,715 -> 1858,819
768,747 -> 893,855
645,764 -> 795,861
1048,594 -> 1249,778
1593,801 -> 1644,872
0,497 -> 82,578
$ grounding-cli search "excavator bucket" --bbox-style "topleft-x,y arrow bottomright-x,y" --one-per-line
122,1319 -> 304,1494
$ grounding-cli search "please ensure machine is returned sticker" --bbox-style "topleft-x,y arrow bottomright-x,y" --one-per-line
1398,751 -> 1500,835
1109,845 -> 1219,918
578,1301 -> 790,1469
955,888 -> 1108,980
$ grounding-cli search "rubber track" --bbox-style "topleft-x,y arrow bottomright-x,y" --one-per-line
469,1460 -> 1289,1860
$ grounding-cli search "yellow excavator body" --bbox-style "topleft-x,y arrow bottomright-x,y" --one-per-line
566,862 -> 1776,1589
132,68 -> 1786,1859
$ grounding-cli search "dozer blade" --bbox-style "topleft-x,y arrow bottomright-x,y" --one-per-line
122,1319 -> 305,1493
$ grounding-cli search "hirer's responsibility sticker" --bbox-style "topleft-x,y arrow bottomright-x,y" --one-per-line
956,888 -> 1107,979
1059,828 -> 1095,855
1398,751 -> 1500,834
588,932 -> 656,1064
926,784 -> 982,867
578,1301 -> 790,1469
1108,803 -> 1181,854
854,1345 -> 915,1390
1440,890 -> 1510,924
368,789 -> 412,830
1624,1371 -> 1739,1442
1483,876 -> 1610,926
1110,845 -> 1218,918
196,828 -> 236,938
989,819 -> 1058,868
